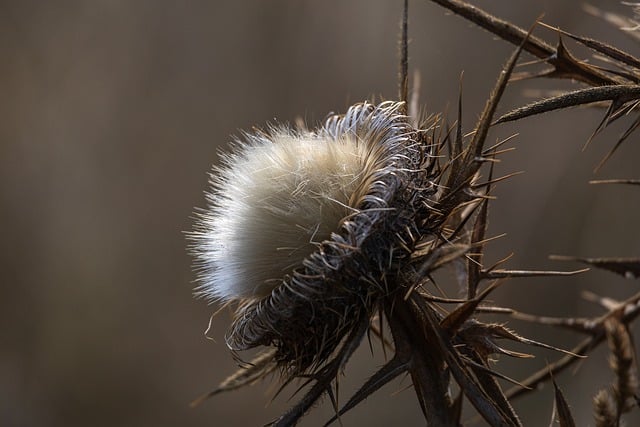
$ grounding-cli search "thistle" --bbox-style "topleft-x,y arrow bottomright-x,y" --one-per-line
189,1 -> 640,426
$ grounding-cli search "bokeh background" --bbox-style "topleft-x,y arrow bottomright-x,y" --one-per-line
3,1 -> 640,426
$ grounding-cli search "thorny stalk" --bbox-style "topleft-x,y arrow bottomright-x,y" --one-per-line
426,0 -> 640,425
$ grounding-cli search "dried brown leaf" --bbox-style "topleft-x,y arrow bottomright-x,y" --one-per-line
552,378 -> 576,427
271,318 -> 369,427
190,348 -> 277,407
323,355 -> 410,426
413,296 -> 521,426
494,85 -> 640,125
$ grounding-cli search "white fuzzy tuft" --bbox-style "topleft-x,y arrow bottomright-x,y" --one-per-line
193,129 -> 379,301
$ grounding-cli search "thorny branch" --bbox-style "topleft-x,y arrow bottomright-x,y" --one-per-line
429,0 -> 640,170
427,0 -> 640,424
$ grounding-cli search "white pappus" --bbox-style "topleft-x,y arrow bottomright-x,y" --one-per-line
191,102 -> 408,302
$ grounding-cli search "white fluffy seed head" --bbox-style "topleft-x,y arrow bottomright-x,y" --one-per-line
192,129 -> 379,301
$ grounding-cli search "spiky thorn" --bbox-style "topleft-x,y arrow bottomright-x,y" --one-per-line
506,290 -> 640,402
594,113 -> 640,171
190,348 -> 278,407
552,376 -> 577,427
269,316 -> 369,427
430,0 -> 640,170
438,20 -> 530,220
538,21 -> 640,72
550,255 -> 640,280
590,179 -> 640,186
399,0 -> 409,112
471,171 -> 524,191
439,280 -> 501,335
439,282 -> 547,426
321,332 -> 413,426
427,0 -> 619,86
409,293 -> 522,426
508,310 -> 596,335
466,163 -> 493,299
459,350 -> 523,425
482,268 -> 588,280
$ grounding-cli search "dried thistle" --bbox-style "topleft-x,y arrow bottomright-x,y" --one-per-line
188,1 -> 640,426
189,2 -> 560,423
190,93 -> 524,425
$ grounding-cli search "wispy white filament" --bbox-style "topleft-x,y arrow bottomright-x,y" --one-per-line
193,130 -> 376,301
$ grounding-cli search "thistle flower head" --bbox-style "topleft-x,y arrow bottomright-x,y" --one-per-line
192,101 -> 439,369
191,102 -> 415,302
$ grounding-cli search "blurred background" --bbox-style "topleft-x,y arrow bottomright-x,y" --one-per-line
2,1 -> 640,425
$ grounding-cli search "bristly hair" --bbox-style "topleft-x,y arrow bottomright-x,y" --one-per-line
190,103 -> 416,302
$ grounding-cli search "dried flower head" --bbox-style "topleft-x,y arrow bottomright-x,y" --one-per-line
192,100 -> 438,370
192,102 -> 420,303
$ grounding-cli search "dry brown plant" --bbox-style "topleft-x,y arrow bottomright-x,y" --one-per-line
191,1 -> 640,425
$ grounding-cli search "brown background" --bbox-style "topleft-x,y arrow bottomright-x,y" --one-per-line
2,1 -> 640,426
